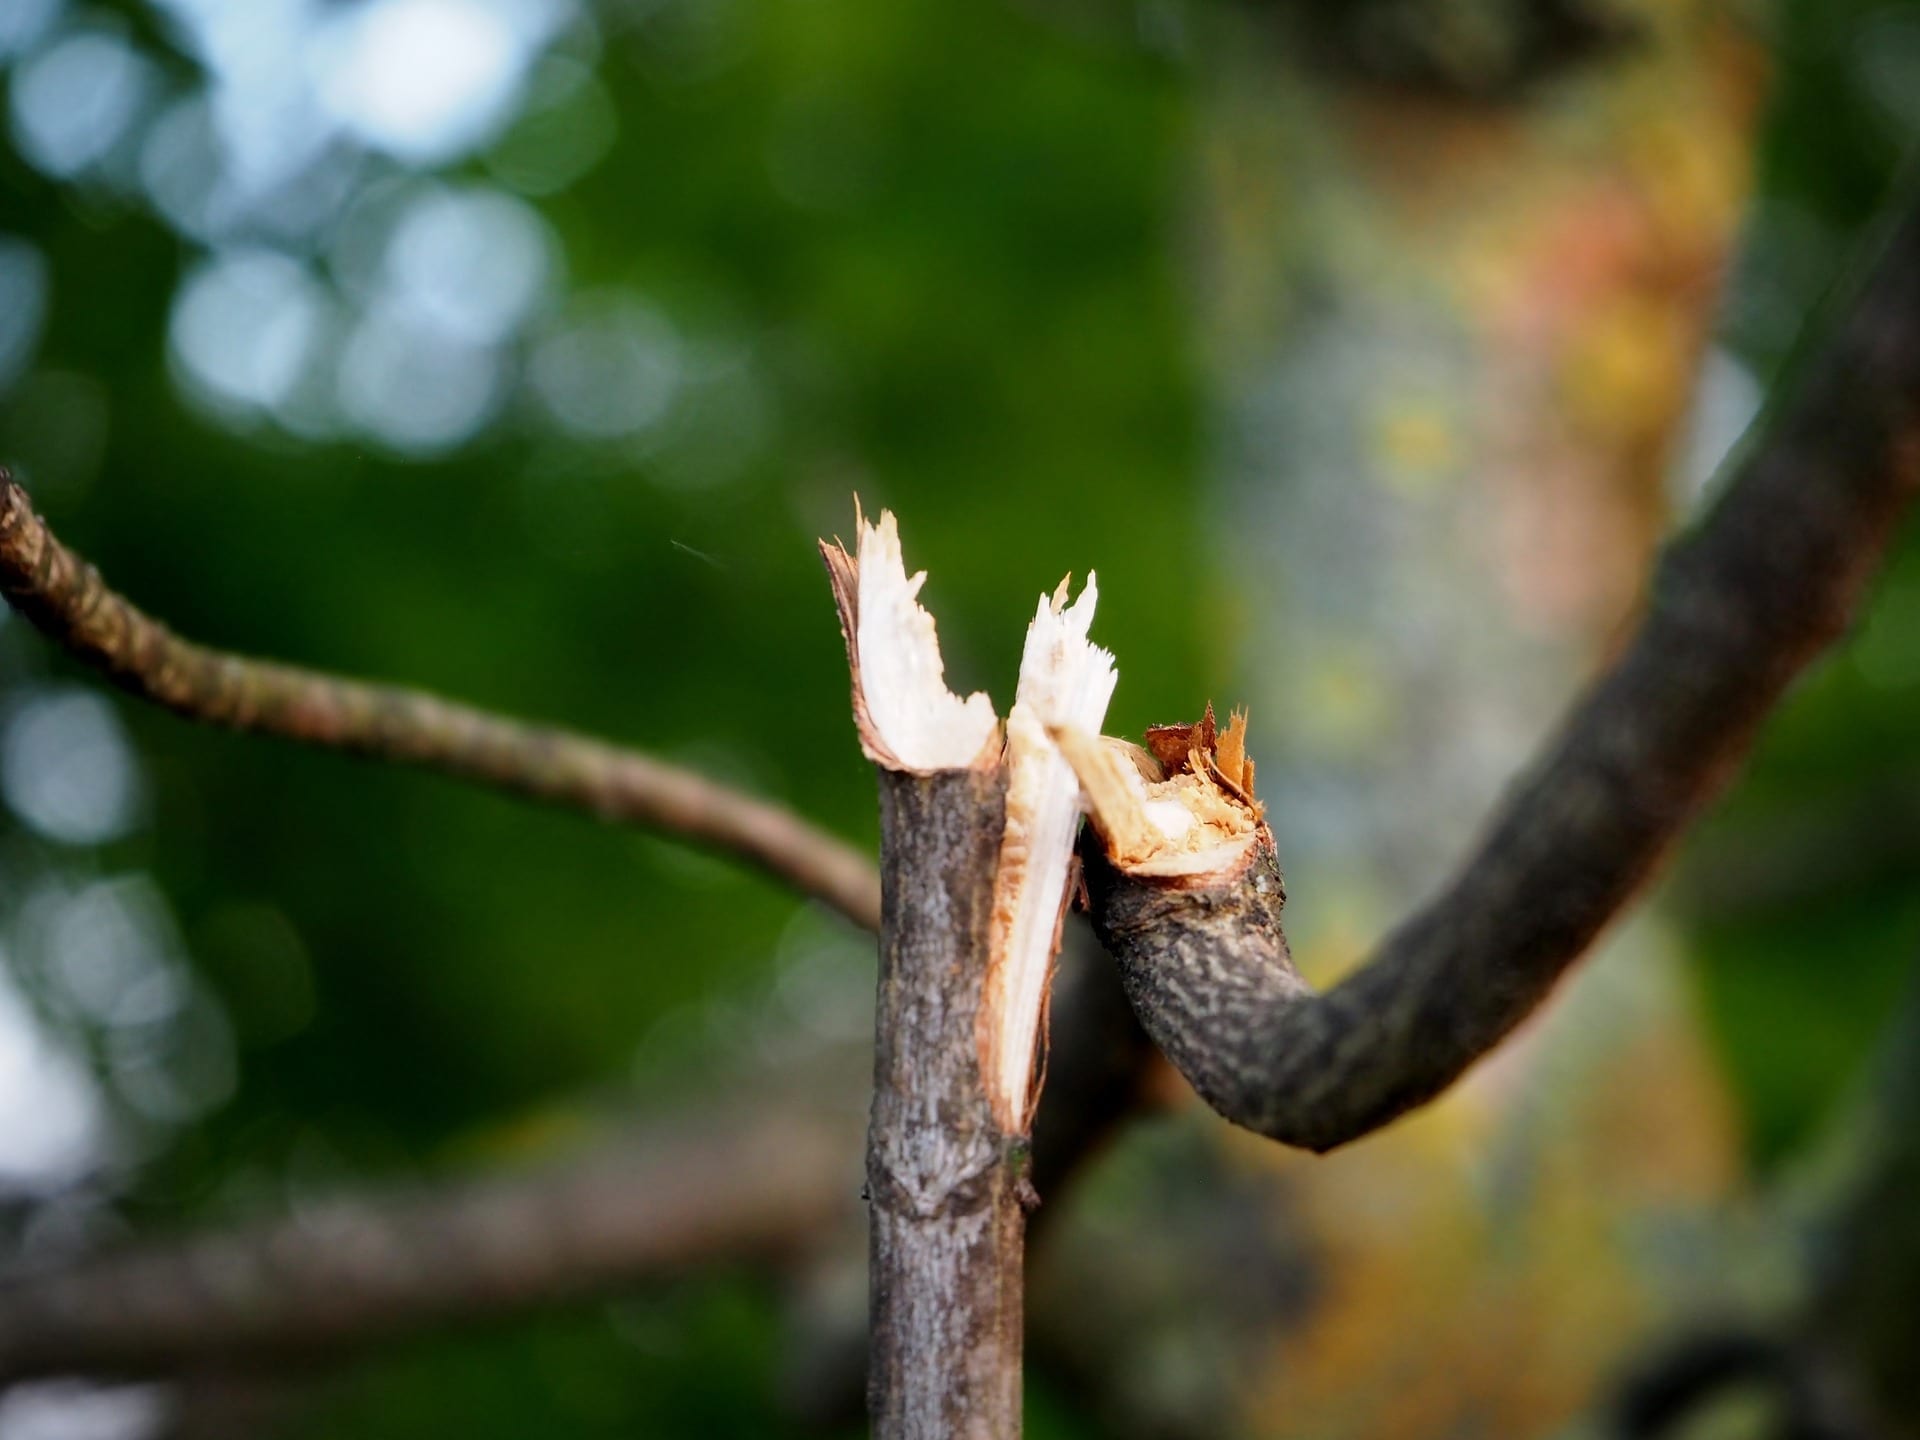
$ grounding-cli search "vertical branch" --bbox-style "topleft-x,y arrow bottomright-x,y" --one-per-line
825,509 -> 1114,1436
822,510 -> 1027,1439
868,768 -> 1023,1438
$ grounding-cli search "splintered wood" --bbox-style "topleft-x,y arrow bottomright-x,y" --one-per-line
821,505 -> 999,774
1053,703 -> 1263,880
822,507 -> 1117,1133
982,576 -> 1116,1132
823,504 -> 1265,1439
822,506 -> 1258,1129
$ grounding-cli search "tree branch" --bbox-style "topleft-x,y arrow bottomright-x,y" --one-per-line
0,936 -> 1152,1387
0,1098 -> 855,1381
0,472 -> 880,932
1077,195 -> 1920,1153
866,769 -> 1023,1439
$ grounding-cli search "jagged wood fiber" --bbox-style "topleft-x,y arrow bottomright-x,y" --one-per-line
868,768 -> 1025,1439
1085,196 -> 1920,1154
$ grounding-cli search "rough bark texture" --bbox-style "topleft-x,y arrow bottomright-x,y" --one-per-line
0,1099 -> 851,1381
868,768 -> 1024,1439
0,471 -> 880,931
1085,195 -> 1920,1154
777,916 -> 1156,1433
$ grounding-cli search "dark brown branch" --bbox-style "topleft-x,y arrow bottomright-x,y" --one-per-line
867,769 -> 1024,1439
0,1098 -> 855,1382
0,471 -> 880,932
1083,195 -> 1920,1154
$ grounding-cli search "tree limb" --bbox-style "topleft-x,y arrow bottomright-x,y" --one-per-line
0,1098 -> 856,1382
1078,195 -> 1920,1153
0,933 -> 1152,1387
0,471 -> 881,932
866,769 -> 1023,1440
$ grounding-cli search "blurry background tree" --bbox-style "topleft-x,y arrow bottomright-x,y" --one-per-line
0,0 -> 1916,1436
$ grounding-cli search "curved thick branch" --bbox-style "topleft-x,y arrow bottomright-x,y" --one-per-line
0,472 -> 880,932
0,1099 -> 854,1382
1082,196 -> 1920,1153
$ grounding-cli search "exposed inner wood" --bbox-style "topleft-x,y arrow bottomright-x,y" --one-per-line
981,576 -> 1117,1134
820,505 -> 999,774
820,506 -> 1043,1438
1054,704 -> 1262,879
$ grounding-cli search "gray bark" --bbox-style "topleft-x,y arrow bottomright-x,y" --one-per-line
868,768 -> 1025,1439
1086,193 -> 1920,1154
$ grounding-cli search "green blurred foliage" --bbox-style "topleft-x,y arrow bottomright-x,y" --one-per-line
1679,0 -> 1920,1169
3,0 -> 1920,1431
0,0 -> 1201,1430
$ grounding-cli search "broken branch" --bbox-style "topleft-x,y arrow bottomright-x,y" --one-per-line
1071,195 -> 1920,1153
824,511 -> 1024,1439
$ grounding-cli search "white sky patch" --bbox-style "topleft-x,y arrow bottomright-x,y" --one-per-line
0,0 -> 65,63
2,690 -> 144,847
0,1380 -> 170,1440
153,0 -> 334,195
1671,345 -> 1762,511
312,0 -> 566,166
983,576 -> 1116,1130
0,238 -> 49,394
0,955 -> 104,1188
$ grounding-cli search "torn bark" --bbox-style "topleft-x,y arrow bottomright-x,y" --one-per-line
982,579 -> 1116,1133
824,512 -> 1025,1438
823,510 -> 1114,1437
1074,194 -> 1920,1154
0,472 -> 880,932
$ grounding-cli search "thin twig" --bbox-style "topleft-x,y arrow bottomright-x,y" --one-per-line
0,471 -> 880,932
1081,194 -> 1920,1153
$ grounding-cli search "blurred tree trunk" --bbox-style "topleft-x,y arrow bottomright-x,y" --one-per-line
1028,4 -> 1768,1435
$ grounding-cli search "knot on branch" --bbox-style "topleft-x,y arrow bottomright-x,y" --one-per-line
864,1139 -> 1006,1222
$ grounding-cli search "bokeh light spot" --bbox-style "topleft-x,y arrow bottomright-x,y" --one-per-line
337,309 -> 502,453
0,958 -> 102,1187
1,689 -> 143,847
8,29 -> 155,179
529,294 -> 681,439
0,0 -> 65,64
169,250 -> 328,419
0,237 -> 50,394
314,0 -> 560,166
383,184 -> 555,344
